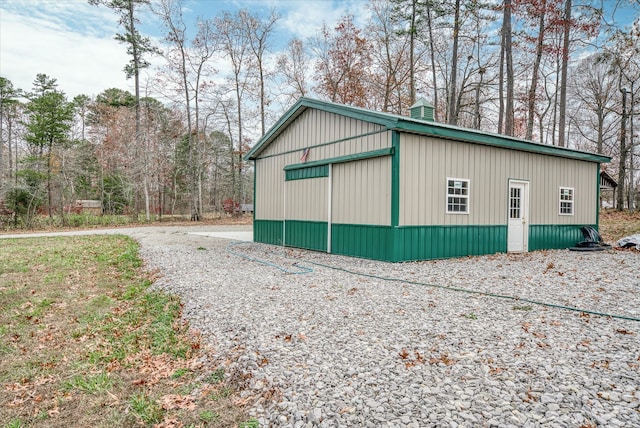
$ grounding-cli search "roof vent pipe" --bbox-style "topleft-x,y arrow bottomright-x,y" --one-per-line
410,98 -> 435,122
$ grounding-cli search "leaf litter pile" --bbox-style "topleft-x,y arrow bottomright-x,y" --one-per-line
0,235 -> 252,428
598,209 -> 640,244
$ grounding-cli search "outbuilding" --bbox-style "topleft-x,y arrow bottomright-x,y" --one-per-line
245,98 -> 610,262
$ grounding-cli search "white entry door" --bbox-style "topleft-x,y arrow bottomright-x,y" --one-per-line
507,180 -> 529,252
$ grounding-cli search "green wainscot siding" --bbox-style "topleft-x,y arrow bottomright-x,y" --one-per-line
254,219 -> 283,245
255,221 -> 592,262
331,224 -> 395,261
528,224 -> 594,251
394,225 -> 508,261
284,220 -> 328,252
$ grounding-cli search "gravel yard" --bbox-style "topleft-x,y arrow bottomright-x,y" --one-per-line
4,225 -> 637,426
132,225 -> 640,428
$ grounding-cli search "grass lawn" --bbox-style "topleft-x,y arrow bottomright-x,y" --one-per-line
0,235 -> 255,428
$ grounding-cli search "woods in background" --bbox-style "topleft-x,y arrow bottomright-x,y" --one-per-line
0,0 -> 638,225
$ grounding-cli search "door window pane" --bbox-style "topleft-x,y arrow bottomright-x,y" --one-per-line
510,187 -> 521,219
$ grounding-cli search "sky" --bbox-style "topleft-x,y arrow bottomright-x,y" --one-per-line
0,0 -> 370,99
1,0 -> 638,101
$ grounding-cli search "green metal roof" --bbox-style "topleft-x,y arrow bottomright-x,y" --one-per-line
245,97 -> 611,164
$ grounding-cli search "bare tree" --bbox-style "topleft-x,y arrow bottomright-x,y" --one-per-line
0,77 -> 20,195
557,0 -> 572,147
215,11 -> 253,208
155,0 -> 218,220
571,56 -> 619,154
447,0 -> 461,125
277,38 -> 310,105
242,9 -> 279,136
90,0 -> 157,219
498,0 -> 514,136
368,0 -> 413,113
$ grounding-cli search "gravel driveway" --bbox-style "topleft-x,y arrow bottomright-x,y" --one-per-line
4,225 -> 639,427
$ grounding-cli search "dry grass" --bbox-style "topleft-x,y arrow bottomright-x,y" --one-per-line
0,235 -> 254,428
0,213 -> 253,234
599,209 -> 640,243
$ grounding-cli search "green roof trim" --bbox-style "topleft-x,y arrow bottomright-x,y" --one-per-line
246,97 -> 611,164
283,147 -> 394,171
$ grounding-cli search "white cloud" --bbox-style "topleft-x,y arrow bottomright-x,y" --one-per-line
0,1 -> 161,99
0,0 -> 372,101
279,0 -> 369,40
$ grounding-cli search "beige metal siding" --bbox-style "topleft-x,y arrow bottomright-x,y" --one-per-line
399,134 -> 597,226
255,152 -> 302,220
255,156 -> 284,220
332,157 -> 391,225
285,178 -> 328,221
259,109 -> 391,160
255,108 -> 392,221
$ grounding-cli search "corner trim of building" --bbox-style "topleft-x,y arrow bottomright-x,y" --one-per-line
391,130 -> 401,262
596,163 -> 601,230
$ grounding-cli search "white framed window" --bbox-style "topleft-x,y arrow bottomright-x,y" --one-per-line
446,178 -> 470,214
559,187 -> 574,215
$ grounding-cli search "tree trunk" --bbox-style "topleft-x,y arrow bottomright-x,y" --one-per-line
500,0 -> 515,136
526,1 -> 546,141
0,109 -> 3,192
448,0 -> 461,125
617,88 -> 627,211
235,83 -> 243,212
143,176 -> 150,221
505,0 -> 514,136
552,56 -> 560,145
629,82 -> 635,210
409,0 -> 417,105
474,35 -> 483,130
47,140 -> 53,218
597,106 -> 604,154
426,1 -> 438,121
498,9 -> 505,134
558,0 -> 571,147
8,112 -> 13,184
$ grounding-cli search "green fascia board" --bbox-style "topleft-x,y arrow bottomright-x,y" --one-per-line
246,97 -> 610,164
284,147 -> 394,171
